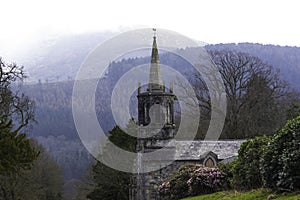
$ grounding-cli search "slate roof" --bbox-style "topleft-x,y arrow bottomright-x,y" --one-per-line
175,140 -> 244,160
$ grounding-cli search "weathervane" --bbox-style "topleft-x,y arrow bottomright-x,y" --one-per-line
153,28 -> 157,37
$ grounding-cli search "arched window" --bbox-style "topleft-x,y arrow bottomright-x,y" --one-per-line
166,103 -> 170,124
204,157 -> 215,168
155,101 -> 160,123
168,102 -> 172,124
144,103 -> 149,124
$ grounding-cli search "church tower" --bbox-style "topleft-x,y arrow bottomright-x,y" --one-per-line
133,31 -> 176,200
137,31 -> 176,150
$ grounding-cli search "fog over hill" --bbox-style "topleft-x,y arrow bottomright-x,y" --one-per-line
12,32 -> 300,92
16,32 -> 114,82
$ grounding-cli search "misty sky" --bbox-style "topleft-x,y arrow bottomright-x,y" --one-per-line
1,0 -> 300,54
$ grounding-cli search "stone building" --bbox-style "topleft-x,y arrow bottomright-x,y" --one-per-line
130,33 -> 243,200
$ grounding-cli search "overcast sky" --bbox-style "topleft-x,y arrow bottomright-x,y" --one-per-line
1,0 -> 300,54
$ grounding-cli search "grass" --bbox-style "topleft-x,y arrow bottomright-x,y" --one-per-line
182,189 -> 300,200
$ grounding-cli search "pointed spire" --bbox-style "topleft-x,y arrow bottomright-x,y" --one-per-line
148,29 -> 163,91
151,31 -> 159,64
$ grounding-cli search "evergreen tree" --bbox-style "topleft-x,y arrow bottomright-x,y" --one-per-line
86,119 -> 137,200
0,140 -> 63,200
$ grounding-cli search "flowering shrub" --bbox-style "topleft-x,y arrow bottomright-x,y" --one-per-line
158,181 -> 171,198
188,165 -> 227,196
158,164 -> 228,199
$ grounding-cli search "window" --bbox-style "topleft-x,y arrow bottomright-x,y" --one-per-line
204,157 -> 215,167
166,102 -> 172,124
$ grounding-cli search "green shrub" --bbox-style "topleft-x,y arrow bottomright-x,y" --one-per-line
233,135 -> 270,190
218,159 -> 237,189
261,116 -> 300,191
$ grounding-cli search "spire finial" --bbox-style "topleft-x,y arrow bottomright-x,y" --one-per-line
152,28 -> 157,38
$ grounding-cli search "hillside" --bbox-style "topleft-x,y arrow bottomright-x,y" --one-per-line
18,32 -> 113,82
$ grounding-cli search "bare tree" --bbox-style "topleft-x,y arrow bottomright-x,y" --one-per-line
0,57 -> 38,175
208,50 -> 291,138
0,57 -> 35,133
177,50 -> 294,139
